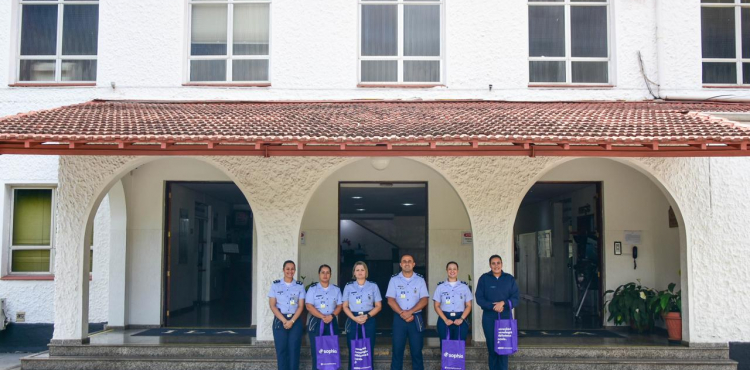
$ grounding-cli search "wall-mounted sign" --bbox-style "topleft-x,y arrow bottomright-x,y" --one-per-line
300,231 -> 306,245
461,231 -> 472,245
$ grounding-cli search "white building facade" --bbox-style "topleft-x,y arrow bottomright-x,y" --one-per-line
0,0 -> 750,363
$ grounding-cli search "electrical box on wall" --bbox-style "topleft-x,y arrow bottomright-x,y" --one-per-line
16,311 -> 25,323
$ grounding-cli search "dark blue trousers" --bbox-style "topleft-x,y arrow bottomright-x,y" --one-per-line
345,312 -> 376,370
482,311 -> 509,370
391,312 -> 424,370
273,315 -> 304,370
308,316 -> 340,370
437,311 -> 468,350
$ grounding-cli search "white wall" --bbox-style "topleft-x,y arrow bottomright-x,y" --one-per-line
0,154 -> 110,324
298,158 -> 473,326
0,0 -> 742,117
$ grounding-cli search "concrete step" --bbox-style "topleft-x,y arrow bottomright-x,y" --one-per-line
48,344 -> 730,361
21,352 -> 738,370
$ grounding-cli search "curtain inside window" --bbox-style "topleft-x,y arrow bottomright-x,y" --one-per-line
20,5 -> 58,56
192,4 -> 228,55
12,250 -> 51,273
62,4 -> 99,56
234,3 -> 270,55
404,5 -> 440,57
701,7 -> 736,59
362,5 -> 398,56
570,6 -> 607,58
12,189 -> 52,246
529,6 -> 565,57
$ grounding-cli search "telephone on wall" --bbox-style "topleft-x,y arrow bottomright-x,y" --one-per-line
632,246 -> 638,269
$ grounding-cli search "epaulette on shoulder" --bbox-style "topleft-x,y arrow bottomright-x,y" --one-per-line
392,274 -> 399,278
296,280 -> 304,285
273,279 -> 281,284
415,272 -> 424,278
437,281 -> 444,286
347,281 -> 355,285
309,282 -> 318,287
332,283 -> 338,287
461,281 -> 469,286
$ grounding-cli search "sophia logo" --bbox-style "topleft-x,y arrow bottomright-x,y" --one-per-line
319,349 -> 338,354
443,352 -> 464,359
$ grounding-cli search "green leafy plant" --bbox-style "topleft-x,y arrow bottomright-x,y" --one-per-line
650,283 -> 681,319
604,280 -> 656,333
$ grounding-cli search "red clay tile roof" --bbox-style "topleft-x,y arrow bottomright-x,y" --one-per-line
1,100 -> 750,156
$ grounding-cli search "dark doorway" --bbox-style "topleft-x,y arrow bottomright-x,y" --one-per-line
164,182 -> 253,328
338,182 -> 428,329
513,182 -> 603,330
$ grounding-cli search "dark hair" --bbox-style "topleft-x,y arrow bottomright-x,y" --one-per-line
446,261 -> 459,269
318,264 -> 332,274
401,254 -> 415,262
283,260 -> 296,269
489,255 -> 503,264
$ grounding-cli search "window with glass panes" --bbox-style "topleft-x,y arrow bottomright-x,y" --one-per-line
528,0 -> 610,84
359,0 -> 443,84
700,0 -> 750,85
17,0 -> 99,83
9,188 -> 54,274
188,0 -> 270,83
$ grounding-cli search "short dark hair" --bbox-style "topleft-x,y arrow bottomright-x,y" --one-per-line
489,255 -> 503,264
283,260 -> 296,269
318,264 -> 332,274
401,254 -> 415,262
446,261 -> 459,269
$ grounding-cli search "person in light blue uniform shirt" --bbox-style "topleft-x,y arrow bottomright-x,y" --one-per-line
386,254 -> 429,370
342,261 -> 382,370
433,261 -> 473,349
306,264 -> 343,370
268,260 -> 307,370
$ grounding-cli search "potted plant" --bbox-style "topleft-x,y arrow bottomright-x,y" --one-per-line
650,283 -> 682,341
604,280 -> 655,333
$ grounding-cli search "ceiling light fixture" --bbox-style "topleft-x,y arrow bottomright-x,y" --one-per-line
352,196 -> 363,199
402,203 -> 414,206
356,208 -> 366,211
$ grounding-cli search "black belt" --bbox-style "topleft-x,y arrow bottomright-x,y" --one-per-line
353,310 -> 371,316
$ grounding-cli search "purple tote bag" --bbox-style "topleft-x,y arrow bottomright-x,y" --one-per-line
350,324 -> 372,370
441,325 -> 466,370
494,300 -> 518,356
315,321 -> 341,370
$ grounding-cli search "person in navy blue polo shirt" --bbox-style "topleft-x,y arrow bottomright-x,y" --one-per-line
386,254 -> 429,370
475,255 -> 519,370
269,260 -> 307,370
306,264 -> 343,370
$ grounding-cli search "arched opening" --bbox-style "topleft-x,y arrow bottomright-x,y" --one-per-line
512,158 -> 686,338
298,157 -> 474,332
83,157 -> 257,330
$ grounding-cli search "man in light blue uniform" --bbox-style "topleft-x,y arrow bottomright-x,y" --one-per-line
432,262 -> 473,347
386,254 -> 429,370
305,264 -> 343,370
268,260 -> 307,370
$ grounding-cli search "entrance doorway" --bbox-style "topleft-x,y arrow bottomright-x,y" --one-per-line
338,182 -> 428,329
513,182 -> 603,330
163,182 -> 253,328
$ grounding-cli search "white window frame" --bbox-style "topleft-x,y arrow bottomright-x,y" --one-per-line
186,0 -> 272,84
16,0 -> 99,84
527,0 -> 612,86
357,0 -> 446,86
701,0 -> 750,86
8,187 -> 56,275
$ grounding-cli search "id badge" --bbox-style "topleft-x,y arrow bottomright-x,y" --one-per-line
400,292 -> 406,299
320,303 -> 326,309
356,299 -> 362,304
290,300 -> 296,306
446,299 -> 452,304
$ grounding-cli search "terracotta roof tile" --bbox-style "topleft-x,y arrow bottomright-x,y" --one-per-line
1,100 -> 750,145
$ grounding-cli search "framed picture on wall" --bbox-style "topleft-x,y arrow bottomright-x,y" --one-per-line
614,241 -> 622,255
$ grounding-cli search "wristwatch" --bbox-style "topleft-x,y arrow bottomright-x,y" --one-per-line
365,313 -> 371,319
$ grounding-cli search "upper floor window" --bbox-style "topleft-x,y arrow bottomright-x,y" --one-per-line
701,0 -> 750,85
188,0 -> 270,83
9,188 -> 55,274
17,0 -> 99,83
528,0 -> 610,85
359,0 -> 444,85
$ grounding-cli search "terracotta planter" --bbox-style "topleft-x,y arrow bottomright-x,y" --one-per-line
664,312 -> 682,341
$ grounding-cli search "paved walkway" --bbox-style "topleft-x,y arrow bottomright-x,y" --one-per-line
0,353 -> 24,370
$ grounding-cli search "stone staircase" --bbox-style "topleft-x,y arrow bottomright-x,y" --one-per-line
21,343 -> 737,370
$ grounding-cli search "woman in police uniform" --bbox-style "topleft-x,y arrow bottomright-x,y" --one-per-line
433,261 -> 472,348
342,261 -> 382,370
305,264 -> 343,370
268,260 -> 307,370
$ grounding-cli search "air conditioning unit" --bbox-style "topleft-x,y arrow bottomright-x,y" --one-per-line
0,298 -> 6,331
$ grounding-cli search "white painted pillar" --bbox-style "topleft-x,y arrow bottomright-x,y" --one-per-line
107,180 -> 128,328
